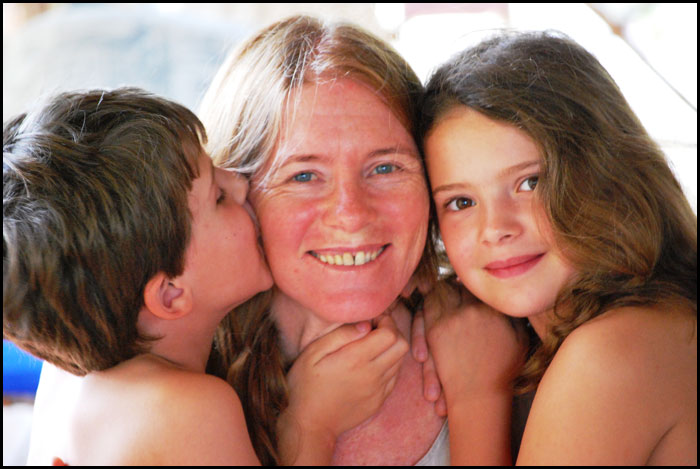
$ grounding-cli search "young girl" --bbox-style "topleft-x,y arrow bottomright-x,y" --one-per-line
420,31 -> 697,465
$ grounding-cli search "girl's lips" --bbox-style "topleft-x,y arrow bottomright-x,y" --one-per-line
484,253 -> 544,278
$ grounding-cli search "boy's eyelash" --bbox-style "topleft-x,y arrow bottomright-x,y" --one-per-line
216,188 -> 226,204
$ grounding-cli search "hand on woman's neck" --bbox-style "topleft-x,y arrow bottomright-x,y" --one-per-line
271,290 -> 412,360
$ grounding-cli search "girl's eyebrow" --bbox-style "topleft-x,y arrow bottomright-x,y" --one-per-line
432,160 -> 540,196
499,160 -> 540,178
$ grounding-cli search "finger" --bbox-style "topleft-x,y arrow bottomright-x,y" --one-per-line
381,355 -> 403,381
435,393 -> 448,417
383,363 -> 402,398
411,309 -> 428,363
422,352 -> 442,402
371,335 -> 409,371
335,317 -> 402,364
303,321 -> 372,364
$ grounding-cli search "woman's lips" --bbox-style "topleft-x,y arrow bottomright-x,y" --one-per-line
309,244 -> 389,267
484,253 -> 544,278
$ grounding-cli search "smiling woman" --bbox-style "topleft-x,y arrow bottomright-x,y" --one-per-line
199,15 -> 451,466
250,78 -> 430,325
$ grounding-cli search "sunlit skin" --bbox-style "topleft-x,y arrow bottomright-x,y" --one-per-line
425,106 -> 576,335
181,152 -> 273,316
250,78 -> 430,351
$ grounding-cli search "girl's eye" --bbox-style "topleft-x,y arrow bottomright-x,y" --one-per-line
372,163 -> 397,175
518,176 -> 539,192
445,197 -> 475,211
216,188 -> 226,205
292,171 -> 316,183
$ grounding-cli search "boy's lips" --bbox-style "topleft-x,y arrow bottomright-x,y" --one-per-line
484,253 -> 544,278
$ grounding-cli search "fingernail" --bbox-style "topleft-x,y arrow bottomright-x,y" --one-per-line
355,321 -> 371,334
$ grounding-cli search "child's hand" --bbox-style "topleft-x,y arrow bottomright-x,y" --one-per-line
411,308 -> 448,417
423,284 -> 526,403
278,317 -> 408,463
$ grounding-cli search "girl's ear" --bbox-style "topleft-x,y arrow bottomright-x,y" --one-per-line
143,272 -> 193,320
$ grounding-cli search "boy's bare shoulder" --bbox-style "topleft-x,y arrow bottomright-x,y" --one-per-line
94,356 -> 259,465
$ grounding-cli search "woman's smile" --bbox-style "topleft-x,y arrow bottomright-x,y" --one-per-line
309,244 -> 389,267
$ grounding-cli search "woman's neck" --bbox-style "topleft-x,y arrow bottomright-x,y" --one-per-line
270,289 -> 411,359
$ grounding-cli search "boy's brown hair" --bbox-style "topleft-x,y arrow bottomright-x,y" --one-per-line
3,88 -> 207,376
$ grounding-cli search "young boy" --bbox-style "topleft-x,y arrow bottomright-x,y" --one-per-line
3,88 -> 408,465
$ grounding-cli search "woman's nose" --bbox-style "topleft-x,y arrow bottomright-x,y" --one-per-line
322,178 -> 375,232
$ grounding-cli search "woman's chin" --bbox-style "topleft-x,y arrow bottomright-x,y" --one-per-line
307,296 -> 398,324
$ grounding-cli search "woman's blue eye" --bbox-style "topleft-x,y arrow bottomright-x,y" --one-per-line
446,197 -> 475,211
518,176 -> 539,192
292,172 -> 315,182
373,163 -> 396,175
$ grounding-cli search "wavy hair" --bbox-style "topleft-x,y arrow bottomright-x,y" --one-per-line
200,15 -> 437,464
421,30 -> 697,393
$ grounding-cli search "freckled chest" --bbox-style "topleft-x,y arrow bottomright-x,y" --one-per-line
331,352 -> 446,465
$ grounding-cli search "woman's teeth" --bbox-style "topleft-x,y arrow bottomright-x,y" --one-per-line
311,246 -> 386,266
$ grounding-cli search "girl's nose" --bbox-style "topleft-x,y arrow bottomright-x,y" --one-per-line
480,198 -> 522,245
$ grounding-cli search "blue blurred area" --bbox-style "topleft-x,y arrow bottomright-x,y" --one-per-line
3,340 -> 43,396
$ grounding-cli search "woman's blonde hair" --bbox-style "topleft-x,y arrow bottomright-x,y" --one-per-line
200,15 -> 436,464
421,30 -> 697,393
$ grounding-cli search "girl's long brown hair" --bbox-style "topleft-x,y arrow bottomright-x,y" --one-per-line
421,30 -> 697,393
202,16 -> 436,464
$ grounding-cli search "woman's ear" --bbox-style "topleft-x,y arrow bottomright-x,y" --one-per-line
143,272 -> 193,320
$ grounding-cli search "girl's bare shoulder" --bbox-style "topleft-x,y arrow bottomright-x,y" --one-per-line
558,303 -> 696,374
542,302 -> 696,430
518,304 -> 696,464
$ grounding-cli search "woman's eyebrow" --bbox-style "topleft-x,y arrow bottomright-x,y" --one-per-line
277,154 -> 322,167
278,146 -> 420,167
368,146 -> 420,159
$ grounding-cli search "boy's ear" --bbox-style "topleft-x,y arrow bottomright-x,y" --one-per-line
143,272 -> 192,320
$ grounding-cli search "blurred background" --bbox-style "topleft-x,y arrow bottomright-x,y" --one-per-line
3,3 -> 697,464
